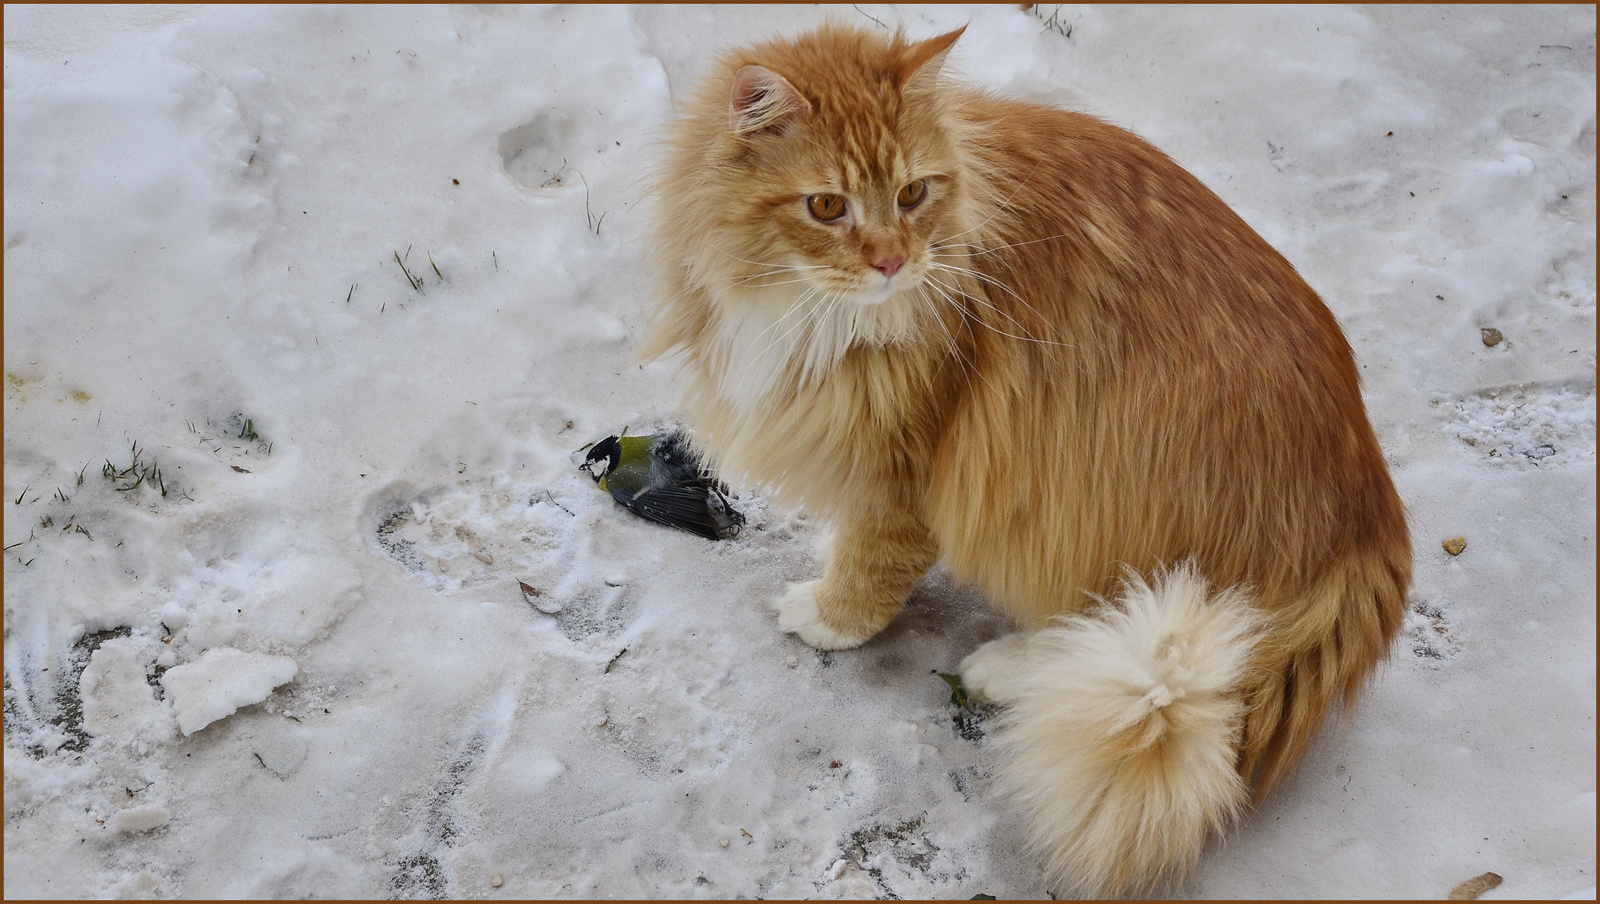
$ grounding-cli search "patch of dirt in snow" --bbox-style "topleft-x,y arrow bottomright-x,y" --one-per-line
369,479 -> 642,641
1444,381 -> 1595,465
387,735 -> 488,900
5,627 -> 134,759
833,813 -> 967,898
371,480 -> 582,593
1405,599 -> 1462,663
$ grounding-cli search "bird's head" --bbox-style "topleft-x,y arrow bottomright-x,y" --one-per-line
580,435 -> 623,483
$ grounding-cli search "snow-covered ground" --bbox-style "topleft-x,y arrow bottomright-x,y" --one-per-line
4,4 -> 1594,899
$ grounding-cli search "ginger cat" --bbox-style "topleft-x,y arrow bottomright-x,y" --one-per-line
642,24 -> 1410,898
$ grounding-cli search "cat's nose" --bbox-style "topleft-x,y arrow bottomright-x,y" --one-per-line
873,256 -> 905,277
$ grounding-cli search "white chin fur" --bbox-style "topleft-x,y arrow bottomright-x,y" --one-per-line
709,279 -> 922,412
855,278 -> 900,305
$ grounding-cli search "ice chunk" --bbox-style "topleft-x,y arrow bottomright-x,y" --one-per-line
112,804 -> 170,835
160,648 -> 298,736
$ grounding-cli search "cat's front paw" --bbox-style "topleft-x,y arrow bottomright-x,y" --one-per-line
958,632 -> 1034,705
773,581 -> 874,650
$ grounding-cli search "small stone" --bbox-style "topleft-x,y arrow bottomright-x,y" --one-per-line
1480,327 -> 1503,347
490,874 -> 503,888
1442,536 -> 1467,556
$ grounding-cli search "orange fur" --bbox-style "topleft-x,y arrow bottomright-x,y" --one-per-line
643,23 -> 1410,897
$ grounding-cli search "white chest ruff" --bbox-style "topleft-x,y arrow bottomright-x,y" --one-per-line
707,282 -> 921,412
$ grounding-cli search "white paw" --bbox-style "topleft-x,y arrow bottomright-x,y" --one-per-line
958,632 -> 1034,705
772,581 -> 872,651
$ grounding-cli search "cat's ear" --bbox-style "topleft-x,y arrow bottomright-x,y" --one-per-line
729,65 -> 811,136
898,25 -> 966,93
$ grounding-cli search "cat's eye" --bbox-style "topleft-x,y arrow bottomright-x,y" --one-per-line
897,179 -> 928,209
806,193 -> 847,222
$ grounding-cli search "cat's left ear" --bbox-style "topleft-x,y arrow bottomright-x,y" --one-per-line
898,25 -> 966,93
729,65 -> 811,136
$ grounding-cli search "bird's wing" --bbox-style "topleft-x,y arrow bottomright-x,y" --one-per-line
615,484 -> 728,541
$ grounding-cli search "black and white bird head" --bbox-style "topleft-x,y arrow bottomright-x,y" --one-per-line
580,435 -> 622,482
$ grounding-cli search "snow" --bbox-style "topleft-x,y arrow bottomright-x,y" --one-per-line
79,638 -> 172,742
3,4 -> 1593,899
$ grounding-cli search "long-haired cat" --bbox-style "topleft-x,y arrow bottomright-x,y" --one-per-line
642,23 -> 1410,898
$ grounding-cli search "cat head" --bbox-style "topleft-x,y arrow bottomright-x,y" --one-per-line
656,25 -> 971,312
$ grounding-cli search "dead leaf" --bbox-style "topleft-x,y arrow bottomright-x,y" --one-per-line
519,580 -> 561,614
1448,872 -> 1502,900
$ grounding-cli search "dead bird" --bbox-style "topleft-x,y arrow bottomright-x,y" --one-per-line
579,429 -> 743,540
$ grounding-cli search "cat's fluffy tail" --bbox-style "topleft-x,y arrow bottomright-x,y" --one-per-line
961,564 -> 1262,898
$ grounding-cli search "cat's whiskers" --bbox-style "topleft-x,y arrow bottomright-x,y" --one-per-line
914,285 -> 994,398
731,271 -> 819,289
758,286 -> 828,361
710,245 -> 828,272
794,289 -> 851,383
938,241 -> 1035,316
926,242 -> 1056,327
711,282 -> 823,409
922,268 -> 1074,350
933,158 -> 1046,247
713,246 -> 831,291
923,262 -> 1071,349
964,232 -> 1082,256
925,255 -> 1049,326
751,283 -> 829,361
